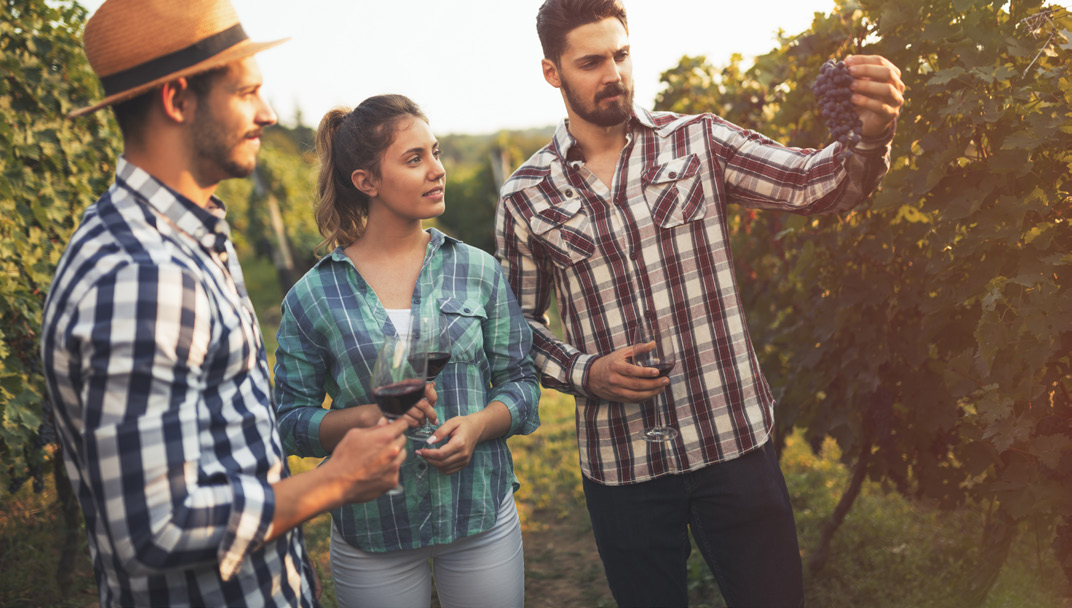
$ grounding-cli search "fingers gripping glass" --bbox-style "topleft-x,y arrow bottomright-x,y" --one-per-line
632,315 -> 678,443
407,314 -> 450,440
371,335 -> 427,495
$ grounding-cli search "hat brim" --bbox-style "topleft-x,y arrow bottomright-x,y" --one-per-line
69,37 -> 289,118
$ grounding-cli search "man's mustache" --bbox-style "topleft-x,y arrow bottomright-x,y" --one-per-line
596,83 -> 628,102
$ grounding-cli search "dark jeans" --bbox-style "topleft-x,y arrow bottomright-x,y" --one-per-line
582,440 -> 804,608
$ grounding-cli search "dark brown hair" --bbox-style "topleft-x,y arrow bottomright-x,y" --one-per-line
313,94 -> 428,254
111,66 -> 227,142
536,0 -> 628,64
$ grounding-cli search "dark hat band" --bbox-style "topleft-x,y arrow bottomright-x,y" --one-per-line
99,23 -> 248,96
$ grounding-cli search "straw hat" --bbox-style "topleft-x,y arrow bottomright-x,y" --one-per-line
70,0 -> 287,117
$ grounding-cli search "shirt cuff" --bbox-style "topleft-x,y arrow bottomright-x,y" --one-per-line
855,118 -> 897,151
217,475 -> 275,581
298,408 -> 330,458
572,352 -> 598,398
489,383 -> 541,437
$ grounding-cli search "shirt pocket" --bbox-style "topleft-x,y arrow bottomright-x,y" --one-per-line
439,297 -> 488,364
641,153 -> 707,229
527,195 -> 596,269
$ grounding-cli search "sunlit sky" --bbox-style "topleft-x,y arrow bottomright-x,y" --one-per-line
76,0 -> 1072,135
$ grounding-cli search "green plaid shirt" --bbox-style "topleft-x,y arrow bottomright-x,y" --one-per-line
273,229 -> 540,552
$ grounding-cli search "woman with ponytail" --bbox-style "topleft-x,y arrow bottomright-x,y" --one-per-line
273,94 -> 539,608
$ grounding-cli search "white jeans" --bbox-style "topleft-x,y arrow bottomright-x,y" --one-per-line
330,493 -> 525,608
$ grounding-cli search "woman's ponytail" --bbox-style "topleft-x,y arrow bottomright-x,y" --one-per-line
314,108 -> 365,255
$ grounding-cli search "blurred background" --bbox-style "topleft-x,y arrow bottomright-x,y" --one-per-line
1,0 -> 1070,606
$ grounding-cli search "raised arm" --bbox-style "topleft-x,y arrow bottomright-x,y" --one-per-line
719,54 -> 904,214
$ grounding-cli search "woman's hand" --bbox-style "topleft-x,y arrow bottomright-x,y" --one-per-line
403,382 -> 438,429
415,412 -> 485,475
415,401 -> 512,475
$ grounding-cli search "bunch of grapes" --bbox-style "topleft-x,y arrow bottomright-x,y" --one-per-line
812,59 -> 862,161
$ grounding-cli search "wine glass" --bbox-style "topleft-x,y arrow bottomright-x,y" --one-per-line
632,314 -> 678,443
371,334 -> 427,494
407,314 -> 451,440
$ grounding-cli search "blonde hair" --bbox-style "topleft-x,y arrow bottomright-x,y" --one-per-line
313,94 -> 428,254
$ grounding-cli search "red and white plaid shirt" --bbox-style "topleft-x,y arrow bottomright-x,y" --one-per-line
495,106 -> 892,485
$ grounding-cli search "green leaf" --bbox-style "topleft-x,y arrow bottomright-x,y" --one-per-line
927,67 -> 967,86
989,149 -> 1032,175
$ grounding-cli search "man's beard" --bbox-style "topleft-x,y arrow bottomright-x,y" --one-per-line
191,110 -> 259,180
561,77 -> 633,128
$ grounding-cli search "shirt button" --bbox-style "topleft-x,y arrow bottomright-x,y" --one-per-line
668,171 -> 678,179
219,251 -> 229,263
564,189 -> 574,198
416,460 -> 427,471
463,307 -> 471,314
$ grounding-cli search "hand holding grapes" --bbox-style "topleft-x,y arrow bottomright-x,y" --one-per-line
842,55 -> 905,138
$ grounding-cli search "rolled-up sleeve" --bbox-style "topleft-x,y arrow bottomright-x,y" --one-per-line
482,261 -> 541,437
715,115 -> 893,215
273,290 -> 331,459
72,263 -> 274,582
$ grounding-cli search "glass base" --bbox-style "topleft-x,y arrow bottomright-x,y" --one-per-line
640,426 -> 679,443
406,424 -> 437,441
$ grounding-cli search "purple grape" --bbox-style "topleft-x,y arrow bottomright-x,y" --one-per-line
813,59 -> 863,161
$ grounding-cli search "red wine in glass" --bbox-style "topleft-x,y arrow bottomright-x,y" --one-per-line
425,352 -> 451,379
371,335 -> 427,495
372,378 -> 426,419
407,315 -> 450,440
652,360 -> 675,378
632,315 -> 678,443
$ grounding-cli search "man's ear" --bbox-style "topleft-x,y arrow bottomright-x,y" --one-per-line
351,169 -> 377,198
160,78 -> 196,124
542,59 -> 562,89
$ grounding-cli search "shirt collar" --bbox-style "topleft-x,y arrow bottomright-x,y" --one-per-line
551,105 -> 657,165
115,156 -> 232,253
322,227 -> 460,267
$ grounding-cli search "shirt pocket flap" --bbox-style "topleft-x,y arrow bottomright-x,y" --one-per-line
528,196 -> 584,236
438,297 -> 488,320
641,154 -> 700,185
437,298 -> 487,364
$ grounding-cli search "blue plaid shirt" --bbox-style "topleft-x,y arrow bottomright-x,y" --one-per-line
274,229 -> 540,553
40,158 -> 315,607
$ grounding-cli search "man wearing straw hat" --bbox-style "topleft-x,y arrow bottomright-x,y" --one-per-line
40,1 -> 417,605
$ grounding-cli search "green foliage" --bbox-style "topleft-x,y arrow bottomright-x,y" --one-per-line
654,0 -> 1072,596
216,125 -> 321,286
0,0 -> 119,495
438,129 -> 553,254
510,390 -> 586,524
0,462 -> 97,606
685,433 -> 1068,607
441,160 -> 499,253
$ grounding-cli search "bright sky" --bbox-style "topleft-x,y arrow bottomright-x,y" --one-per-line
75,0 -> 1071,135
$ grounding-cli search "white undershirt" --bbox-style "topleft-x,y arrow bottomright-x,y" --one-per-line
385,308 -> 413,339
